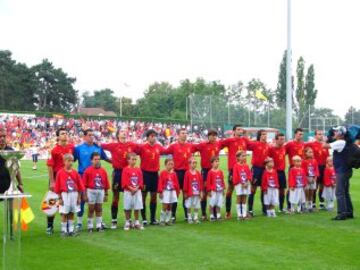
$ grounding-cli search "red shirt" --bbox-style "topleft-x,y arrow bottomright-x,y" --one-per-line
206,169 -> 225,192
269,145 -> 286,171
193,142 -> 221,169
285,141 -> 305,166
55,168 -> 84,194
232,162 -> 252,185
163,142 -> 194,170
138,143 -> 166,172
82,166 -> 110,190
323,167 -> 336,187
305,141 -> 329,166
302,159 -> 320,178
183,170 -> 203,196
101,142 -> 138,169
50,144 -> 75,173
288,167 -> 307,188
247,141 -> 270,167
220,137 -> 248,170
158,170 -> 180,194
47,158 -> 54,168
261,169 -> 279,191
121,166 -> 144,191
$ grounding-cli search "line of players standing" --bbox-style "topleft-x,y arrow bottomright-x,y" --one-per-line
45,125 -> 331,234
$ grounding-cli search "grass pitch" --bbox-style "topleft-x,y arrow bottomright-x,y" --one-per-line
1,158 -> 360,270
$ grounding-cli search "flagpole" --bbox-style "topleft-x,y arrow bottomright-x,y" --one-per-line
286,0 -> 293,140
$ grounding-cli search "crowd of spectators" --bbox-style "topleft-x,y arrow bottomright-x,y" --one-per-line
0,113 -> 224,159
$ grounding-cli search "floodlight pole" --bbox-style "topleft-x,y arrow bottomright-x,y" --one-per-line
286,0 -> 293,140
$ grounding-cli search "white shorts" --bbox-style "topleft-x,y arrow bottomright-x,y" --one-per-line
161,190 -> 178,204
322,186 -> 336,202
306,177 -> 317,190
59,192 -> 79,214
87,189 -> 105,204
235,184 -> 251,196
124,190 -> 143,210
289,187 -> 306,204
263,188 -> 279,206
185,196 -> 201,209
209,191 -> 223,208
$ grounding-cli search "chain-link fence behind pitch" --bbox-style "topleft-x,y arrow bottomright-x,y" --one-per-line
188,94 -> 280,132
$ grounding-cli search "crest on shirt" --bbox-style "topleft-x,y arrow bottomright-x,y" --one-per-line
308,165 -> 315,177
66,177 -> 76,191
94,174 -> 103,189
130,175 -> 138,186
215,177 -> 223,191
268,176 -> 275,187
295,175 -> 303,187
166,179 -> 174,190
240,171 -> 247,183
192,180 -> 199,194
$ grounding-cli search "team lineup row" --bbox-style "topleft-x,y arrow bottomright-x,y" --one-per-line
45,125 -> 336,236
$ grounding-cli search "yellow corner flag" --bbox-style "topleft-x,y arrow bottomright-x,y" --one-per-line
255,90 -> 268,101
21,198 -> 35,231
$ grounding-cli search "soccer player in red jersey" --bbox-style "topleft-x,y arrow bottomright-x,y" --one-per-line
121,153 -> 144,230
206,156 -> 225,221
285,128 -> 305,166
247,130 -> 270,216
302,147 -> 319,211
183,158 -> 203,224
83,152 -> 110,232
138,129 -> 166,225
305,130 -> 329,209
322,157 -> 336,211
268,133 -> 287,212
158,158 -> 180,226
192,130 -> 222,220
261,158 -> 280,217
55,154 -> 84,237
220,125 -> 249,219
46,128 -> 74,235
101,129 -> 139,229
285,128 -> 305,210
288,156 -> 307,213
163,128 -> 194,222
232,150 -> 252,220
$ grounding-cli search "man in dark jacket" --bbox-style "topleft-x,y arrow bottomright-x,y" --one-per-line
325,126 -> 353,220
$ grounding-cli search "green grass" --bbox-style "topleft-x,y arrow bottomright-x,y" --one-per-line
1,158 -> 360,270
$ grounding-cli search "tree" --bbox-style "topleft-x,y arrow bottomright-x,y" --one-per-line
304,64 -> 317,107
0,50 -> 37,111
295,57 -> 306,119
275,51 -> 287,108
136,82 -> 175,118
344,106 -> 360,125
32,59 -> 78,112
120,97 -> 135,117
225,81 -> 245,104
82,88 -> 117,112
